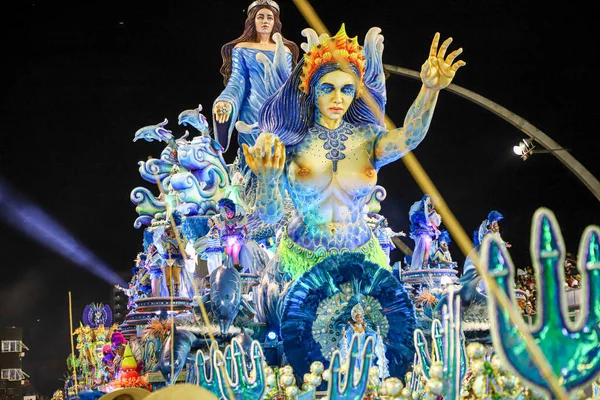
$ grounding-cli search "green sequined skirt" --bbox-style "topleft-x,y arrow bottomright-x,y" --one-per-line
277,228 -> 391,279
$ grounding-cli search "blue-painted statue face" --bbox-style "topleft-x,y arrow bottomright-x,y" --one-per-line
314,70 -> 356,125
255,8 -> 275,36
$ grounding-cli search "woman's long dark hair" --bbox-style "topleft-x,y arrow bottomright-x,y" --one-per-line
219,5 -> 299,86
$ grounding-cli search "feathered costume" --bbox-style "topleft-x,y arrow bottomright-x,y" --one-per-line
280,253 -> 416,380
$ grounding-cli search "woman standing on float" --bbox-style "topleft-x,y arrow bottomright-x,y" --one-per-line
213,0 -> 299,155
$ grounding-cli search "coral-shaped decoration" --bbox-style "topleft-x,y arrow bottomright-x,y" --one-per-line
299,24 -> 366,94
110,344 -> 151,391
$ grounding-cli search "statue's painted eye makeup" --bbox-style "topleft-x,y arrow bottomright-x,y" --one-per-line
317,83 -> 334,95
341,85 -> 356,96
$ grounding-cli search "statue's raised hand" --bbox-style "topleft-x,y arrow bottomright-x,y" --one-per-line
421,32 -> 466,91
242,133 -> 285,180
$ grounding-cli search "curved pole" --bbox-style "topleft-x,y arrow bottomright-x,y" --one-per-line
383,64 -> 600,202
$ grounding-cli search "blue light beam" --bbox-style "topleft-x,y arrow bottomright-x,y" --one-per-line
0,177 -> 126,286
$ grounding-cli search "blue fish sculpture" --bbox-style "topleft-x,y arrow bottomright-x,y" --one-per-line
178,105 -> 210,134
209,265 -> 242,335
157,324 -> 198,383
133,118 -> 173,144
204,265 -> 256,335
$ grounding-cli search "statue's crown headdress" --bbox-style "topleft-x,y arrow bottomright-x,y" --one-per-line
299,24 -> 366,94
248,0 -> 279,13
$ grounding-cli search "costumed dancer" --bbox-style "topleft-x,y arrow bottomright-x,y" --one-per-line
213,0 -> 299,158
212,198 -> 248,270
153,224 -> 188,297
133,254 -> 152,299
340,303 -> 389,380
474,210 -> 511,248
204,220 -> 224,275
244,25 -> 465,328
429,229 -> 457,269
114,282 -> 137,311
408,195 -> 442,270
371,214 -> 406,265
143,244 -> 163,297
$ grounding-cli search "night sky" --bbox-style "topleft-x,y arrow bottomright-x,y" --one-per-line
1,1 -> 598,395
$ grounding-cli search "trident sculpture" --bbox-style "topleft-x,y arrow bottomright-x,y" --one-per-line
481,207 -> 600,394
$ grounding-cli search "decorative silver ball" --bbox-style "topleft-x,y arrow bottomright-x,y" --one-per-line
401,387 -> 412,398
429,362 -> 443,379
310,374 -> 322,387
285,385 -> 299,397
466,342 -> 486,360
280,365 -> 294,375
310,361 -> 325,375
491,355 -> 509,375
471,359 -> 485,376
413,364 -> 423,375
383,377 -> 403,396
279,372 -> 295,387
426,379 -> 443,395
301,382 -> 314,392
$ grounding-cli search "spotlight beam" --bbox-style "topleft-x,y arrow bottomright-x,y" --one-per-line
0,177 -> 126,286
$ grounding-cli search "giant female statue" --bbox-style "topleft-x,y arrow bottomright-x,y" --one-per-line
244,25 -> 465,326
213,0 -> 299,155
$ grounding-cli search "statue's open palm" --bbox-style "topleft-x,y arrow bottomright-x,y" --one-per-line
242,133 -> 285,180
421,32 -> 466,90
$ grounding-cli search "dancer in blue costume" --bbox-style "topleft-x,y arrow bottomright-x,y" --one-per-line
429,229 -> 457,269
474,210 -> 511,248
213,0 -> 299,155
409,195 -> 442,270
340,303 -> 389,379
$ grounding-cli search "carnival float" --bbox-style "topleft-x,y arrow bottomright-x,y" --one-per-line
55,1 -> 600,399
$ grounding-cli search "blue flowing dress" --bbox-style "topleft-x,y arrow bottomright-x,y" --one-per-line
213,47 -> 293,152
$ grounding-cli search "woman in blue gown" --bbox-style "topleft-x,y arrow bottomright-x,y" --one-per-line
340,303 -> 389,379
213,0 -> 299,156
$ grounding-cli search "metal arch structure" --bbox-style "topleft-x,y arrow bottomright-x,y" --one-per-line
383,64 -> 600,202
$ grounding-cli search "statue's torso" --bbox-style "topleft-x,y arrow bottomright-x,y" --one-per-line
285,123 -> 380,250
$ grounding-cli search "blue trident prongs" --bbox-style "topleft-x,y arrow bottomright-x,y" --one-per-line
414,289 -> 467,400
188,341 -> 221,394
213,339 -> 266,400
327,334 -> 374,399
480,207 -> 600,395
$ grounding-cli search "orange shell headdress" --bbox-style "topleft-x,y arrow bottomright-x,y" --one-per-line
299,24 -> 366,94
